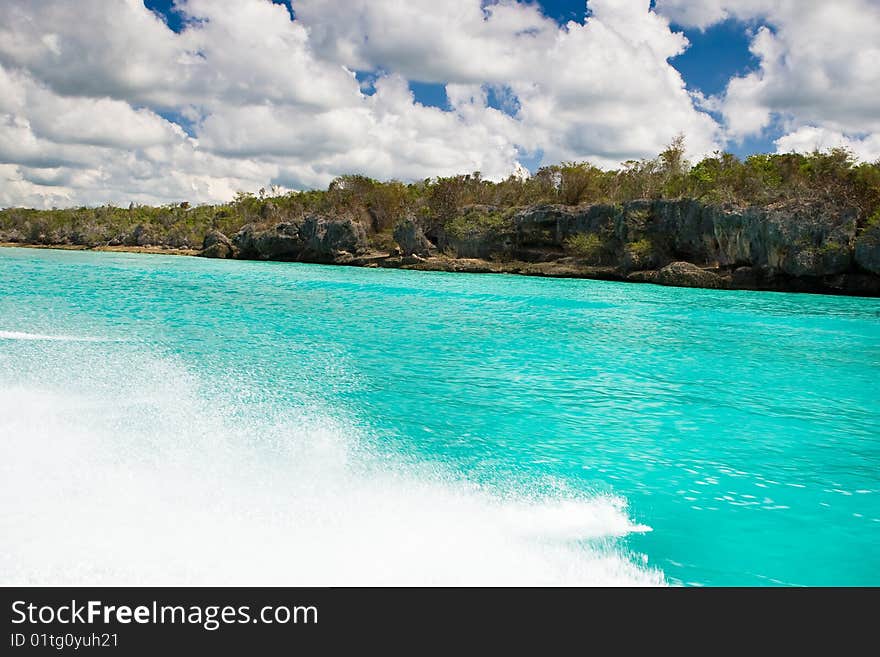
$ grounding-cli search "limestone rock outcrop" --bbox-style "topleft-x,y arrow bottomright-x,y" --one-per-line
232,215 -> 367,263
201,229 -> 235,258
393,218 -> 434,257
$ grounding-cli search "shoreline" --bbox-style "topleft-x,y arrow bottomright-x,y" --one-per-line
0,240 -> 629,279
4,242 -> 879,298
0,242 -> 200,256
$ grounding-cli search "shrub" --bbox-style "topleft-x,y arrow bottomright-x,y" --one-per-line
564,233 -> 606,263
626,238 -> 654,260
445,208 -> 512,239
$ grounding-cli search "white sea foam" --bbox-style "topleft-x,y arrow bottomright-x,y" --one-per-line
0,330 -> 112,342
0,346 -> 663,586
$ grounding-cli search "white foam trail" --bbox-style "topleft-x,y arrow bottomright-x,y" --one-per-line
0,330 -> 111,342
0,346 -> 663,586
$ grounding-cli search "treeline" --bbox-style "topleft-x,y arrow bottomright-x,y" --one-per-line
2,140 -> 879,250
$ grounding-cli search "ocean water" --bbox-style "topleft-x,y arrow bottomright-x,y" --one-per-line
1,246 -> 878,586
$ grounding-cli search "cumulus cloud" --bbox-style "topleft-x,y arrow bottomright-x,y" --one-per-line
0,0 -> 191,107
774,127 -> 880,163
8,0 -> 871,207
298,0 -> 720,165
3,0 -> 557,206
656,0 -> 880,159
297,0 -> 558,84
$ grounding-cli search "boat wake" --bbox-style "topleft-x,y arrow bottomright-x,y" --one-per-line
0,341 -> 663,586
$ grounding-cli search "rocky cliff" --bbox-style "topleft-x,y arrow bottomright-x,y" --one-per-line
421,200 -> 880,295
196,200 -> 880,295
3,198 -> 878,295
227,214 -> 368,263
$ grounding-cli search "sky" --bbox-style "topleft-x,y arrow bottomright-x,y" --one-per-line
0,0 -> 878,208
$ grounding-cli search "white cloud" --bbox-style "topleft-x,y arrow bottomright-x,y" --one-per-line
656,0 -> 880,159
0,0 -> 729,207
296,0 -> 557,84
297,0 -> 721,165
774,127 -> 880,163
0,0 -> 192,107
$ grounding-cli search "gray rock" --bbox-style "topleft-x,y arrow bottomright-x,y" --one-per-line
704,203 -> 855,277
126,224 -> 154,247
653,261 -> 724,289
393,218 -> 433,257
508,199 -> 859,281
0,227 -> 24,243
313,215 -> 366,256
232,214 -> 367,263
201,229 -> 235,258
854,225 -> 880,275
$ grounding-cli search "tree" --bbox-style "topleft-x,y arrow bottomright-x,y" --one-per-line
658,134 -> 689,198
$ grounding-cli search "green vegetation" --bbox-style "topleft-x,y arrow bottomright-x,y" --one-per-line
445,206 -> 513,240
625,238 -> 655,260
2,141 -> 879,249
564,233 -> 606,263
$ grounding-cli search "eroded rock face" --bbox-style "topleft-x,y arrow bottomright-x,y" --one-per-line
444,231 -> 515,260
408,199 -> 873,293
437,205 -> 516,260
232,215 -> 367,263
514,204 -> 619,249
126,224 -> 155,247
0,227 -> 25,243
393,218 -> 433,257
854,225 -> 880,275
707,204 -> 855,277
201,229 -> 235,258
509,200 -> 859,280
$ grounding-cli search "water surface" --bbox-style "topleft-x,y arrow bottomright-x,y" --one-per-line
1,247 -> 878,585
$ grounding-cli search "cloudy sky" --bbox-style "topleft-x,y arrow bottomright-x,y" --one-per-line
0,0 -> 878,208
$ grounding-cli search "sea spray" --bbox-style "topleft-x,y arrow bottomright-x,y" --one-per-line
0,339 -> 661,586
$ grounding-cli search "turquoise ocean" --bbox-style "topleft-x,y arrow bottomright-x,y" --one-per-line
1,246 -> 878,586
